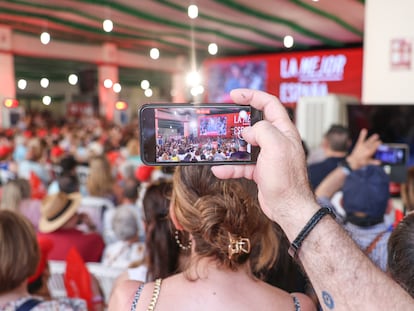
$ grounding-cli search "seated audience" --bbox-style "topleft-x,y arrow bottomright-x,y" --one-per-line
17,137 -> 51,192
116,180 -> 181,284
0,178 -> 42,230
37,191 -> 105,262
48,154 -> 79,195
387,212 -> 414,298
78,155 -> 116,243
0,210 -> 87,310
103,178 -> 144,244
0,137 -> 16,186
101,206 -> 145,268
110,166 -> 316,310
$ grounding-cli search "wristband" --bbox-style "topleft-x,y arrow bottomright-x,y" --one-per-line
288,206 -> 335,260
338,160 -> 353,175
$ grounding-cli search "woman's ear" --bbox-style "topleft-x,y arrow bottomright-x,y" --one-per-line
169,203 -> 184,231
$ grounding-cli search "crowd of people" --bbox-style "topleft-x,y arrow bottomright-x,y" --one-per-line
2,89 -> 414,310
156,136 -> 250,163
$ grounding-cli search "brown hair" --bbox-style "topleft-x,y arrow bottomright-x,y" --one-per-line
401,166 -> 414,213
172,166 -> 278,276
86,155 -> 114,196
388,213 -> 414,298
0,180 -> 22,211
325,124 -> 351,152
142,181 -> 180,281
0,210 -> 39,293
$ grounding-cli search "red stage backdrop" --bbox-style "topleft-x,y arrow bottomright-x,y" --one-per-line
197,112 -> 250,139
203,47 -> 363,107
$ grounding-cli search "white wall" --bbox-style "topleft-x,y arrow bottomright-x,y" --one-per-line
363,0 -> 414,104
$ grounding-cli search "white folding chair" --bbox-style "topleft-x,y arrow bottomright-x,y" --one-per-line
47,260 -> 67,299
47,259 -> 124,305
86,262 -> 124,304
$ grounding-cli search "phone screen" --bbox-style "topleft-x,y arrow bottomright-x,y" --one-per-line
139,103 -> 262,165
374,144 -> 408,165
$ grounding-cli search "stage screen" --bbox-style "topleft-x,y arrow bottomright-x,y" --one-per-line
204,47 -> 363,107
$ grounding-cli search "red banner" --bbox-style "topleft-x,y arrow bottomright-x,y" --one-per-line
204,47 -> 363,107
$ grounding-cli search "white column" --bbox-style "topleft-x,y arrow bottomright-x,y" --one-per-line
98,43 -> 119,121
0,26 -> 16,128
171,56 -> 187,103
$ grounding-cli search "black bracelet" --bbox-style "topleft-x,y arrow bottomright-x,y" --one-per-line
338,160 -> 353,175
288,206 -> 335,260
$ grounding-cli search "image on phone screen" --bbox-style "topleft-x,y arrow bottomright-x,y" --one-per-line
139,104 -> 262,165
374,144 -> 409,166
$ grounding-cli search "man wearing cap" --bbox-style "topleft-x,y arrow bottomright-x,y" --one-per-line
37,192 -> 105,262
316,164 -> 392,271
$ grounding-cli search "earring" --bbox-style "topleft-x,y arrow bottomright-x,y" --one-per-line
175,230 -> 192,251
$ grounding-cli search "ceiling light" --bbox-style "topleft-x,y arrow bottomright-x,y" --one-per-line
40,78 -> 49,88
283,35 -> 294,48
40,32 -> 50,45
186,71 -> 201,87
150,48 -> 160,60
115,101 -> 128,111
113,83 -> 122,93
42,96 -> 51,106
17,79 -> 27,90
68,74 -> 78,85
103,78 -> 113,88
140,80 -> 150,90
103,19 -> 113,32
144,88 -> 153,97
208,43 -> 218,55
188,5 -> 199,19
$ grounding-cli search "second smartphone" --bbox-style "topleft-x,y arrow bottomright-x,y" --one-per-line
139,103 -> 262,166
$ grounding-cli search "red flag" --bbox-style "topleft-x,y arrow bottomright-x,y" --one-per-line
29,171 -> 46,199
64,247 -> 93,309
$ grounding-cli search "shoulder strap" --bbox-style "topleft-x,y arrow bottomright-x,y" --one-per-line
292,295 -> 301,311
131,284 -> 145,311
16,298 -> 42,311
147,278 -> 162,311
364,230 -> 387,255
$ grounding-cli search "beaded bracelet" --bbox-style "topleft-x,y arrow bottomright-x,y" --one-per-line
288,206 -> 335,260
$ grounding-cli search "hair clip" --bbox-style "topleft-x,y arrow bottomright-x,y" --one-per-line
228,234 -> 251,259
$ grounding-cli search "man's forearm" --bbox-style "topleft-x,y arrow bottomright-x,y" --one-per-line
287,202 -> 413,310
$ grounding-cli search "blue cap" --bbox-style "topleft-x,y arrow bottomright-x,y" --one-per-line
343,165 -> 390,220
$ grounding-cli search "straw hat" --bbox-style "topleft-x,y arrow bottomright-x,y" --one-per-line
39,192 -> 82,233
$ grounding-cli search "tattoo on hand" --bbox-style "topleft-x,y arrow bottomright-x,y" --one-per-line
322,291 -> 335,309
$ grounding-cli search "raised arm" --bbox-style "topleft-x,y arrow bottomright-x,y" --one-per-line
315,128 -> 382,199
212,89 -> 413,310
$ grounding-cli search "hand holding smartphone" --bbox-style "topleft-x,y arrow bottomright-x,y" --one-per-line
374,143 -> 409,166
139,103 -> 262,165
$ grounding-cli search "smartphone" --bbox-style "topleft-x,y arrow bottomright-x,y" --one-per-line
139,103 -> 262,166
374,143 -> 409,166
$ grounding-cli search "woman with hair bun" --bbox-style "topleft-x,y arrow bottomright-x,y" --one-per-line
110,166 -> 316,310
